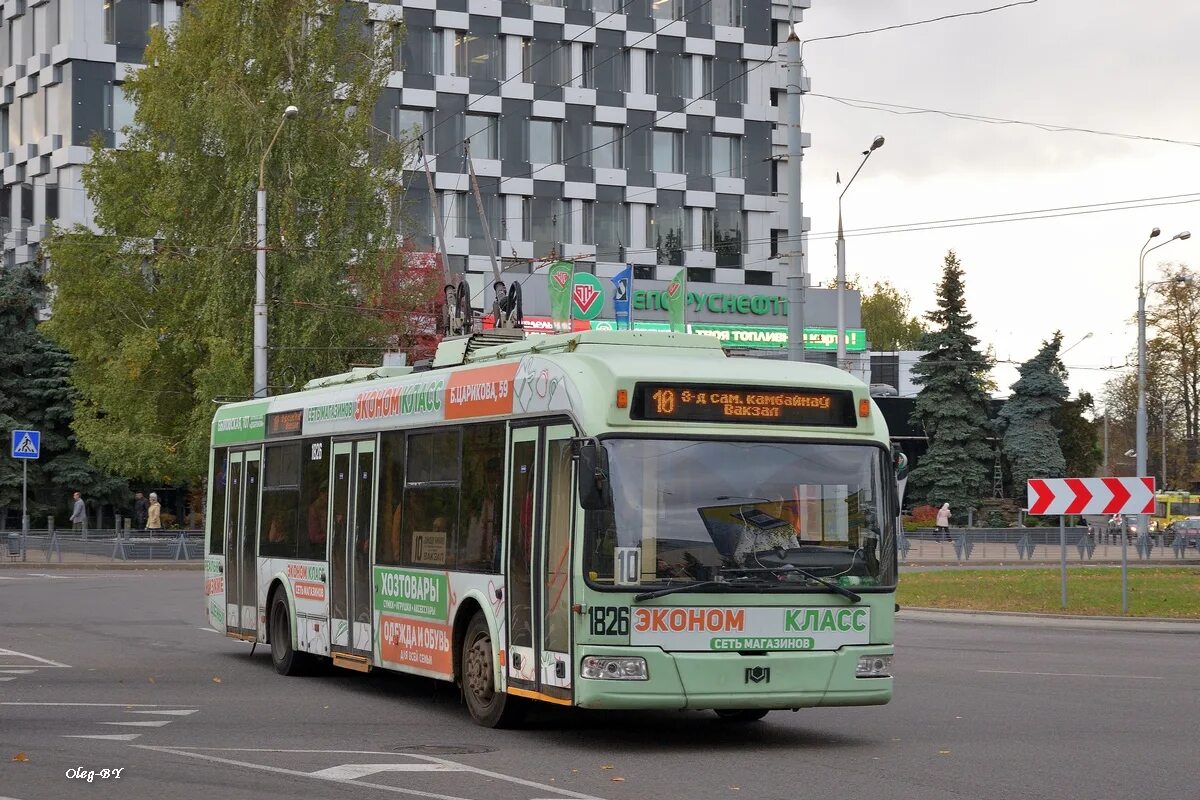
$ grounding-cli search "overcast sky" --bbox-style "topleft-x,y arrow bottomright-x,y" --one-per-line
795,0 -> 1200,403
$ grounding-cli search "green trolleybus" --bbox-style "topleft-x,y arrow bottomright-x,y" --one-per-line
204,330 -> 899,726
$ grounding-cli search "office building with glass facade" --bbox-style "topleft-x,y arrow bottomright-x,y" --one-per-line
4,0 -> 831,345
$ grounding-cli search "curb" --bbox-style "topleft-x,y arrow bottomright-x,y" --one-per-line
900,606 -> 1200,634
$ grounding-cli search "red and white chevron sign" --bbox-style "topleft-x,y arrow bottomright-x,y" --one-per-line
1026,477 -> 1156,516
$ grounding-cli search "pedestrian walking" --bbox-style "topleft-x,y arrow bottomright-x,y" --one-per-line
69,491 -> 87,532
936,502 -> 952,542
147,492 -> 162,534
133,491 -> 149,531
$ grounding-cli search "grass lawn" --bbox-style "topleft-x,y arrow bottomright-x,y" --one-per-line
897,567 -> 1200,618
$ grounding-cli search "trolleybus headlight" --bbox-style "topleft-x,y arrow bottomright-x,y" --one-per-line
581,656 -> 649,680
855,655 -> 893,678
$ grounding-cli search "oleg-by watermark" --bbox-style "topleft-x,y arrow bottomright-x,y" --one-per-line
65,767 -> 125,782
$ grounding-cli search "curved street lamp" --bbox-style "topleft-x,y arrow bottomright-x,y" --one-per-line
254,105 -> 300,399
835,135 -> 885,372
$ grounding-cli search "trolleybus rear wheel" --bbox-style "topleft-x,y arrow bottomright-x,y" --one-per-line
269,591 -> 314,676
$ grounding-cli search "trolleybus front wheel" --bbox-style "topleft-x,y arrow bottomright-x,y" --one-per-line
714,709 -> 770,722
461,611 -> 524,728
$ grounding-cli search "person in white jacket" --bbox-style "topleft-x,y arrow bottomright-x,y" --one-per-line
935,503 -> 952,541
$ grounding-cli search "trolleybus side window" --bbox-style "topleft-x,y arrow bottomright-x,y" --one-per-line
297,437 -> 330,561
459,423 -> 505,573
208,447 -> 228,555
403,429 -> 461,568
376,430 -> 407,566
260,443 -> 302,558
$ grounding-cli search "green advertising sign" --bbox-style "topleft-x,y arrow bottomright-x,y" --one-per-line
373,567 -> 448,621
211,401 -> 269,446
571,273 -> 604,321
589,321 -> 866,351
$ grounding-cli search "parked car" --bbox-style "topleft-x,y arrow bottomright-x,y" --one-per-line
1165,517 -> 1200,548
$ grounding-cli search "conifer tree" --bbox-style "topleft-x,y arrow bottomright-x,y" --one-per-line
908,251 -> 994,516
1000,333 -> 1068,489
0,265 -> 126,518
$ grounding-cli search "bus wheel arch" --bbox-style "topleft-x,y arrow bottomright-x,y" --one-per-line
265,579 -> 289,646
451,599 -> 486,686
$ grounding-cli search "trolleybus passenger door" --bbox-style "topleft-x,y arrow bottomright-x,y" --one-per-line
539,424 -> 576,698
505,426 -> 540,691
224,448 -> 261,638
329,438 -> 377,658
505,423 -> 574,701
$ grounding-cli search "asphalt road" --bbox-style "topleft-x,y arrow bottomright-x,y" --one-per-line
1,569 -> 1195,800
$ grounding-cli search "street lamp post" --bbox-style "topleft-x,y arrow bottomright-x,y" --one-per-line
1136,228 -> 1190,532
254,104 -> 299,399
835,135 -> 884,372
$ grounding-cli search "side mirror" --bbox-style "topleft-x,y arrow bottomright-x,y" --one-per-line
573,438 -> 610,511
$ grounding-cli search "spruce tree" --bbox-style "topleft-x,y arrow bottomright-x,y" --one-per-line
909,251 -> 994,517
0,265 -> 126,520
1000,333 -> 1068,489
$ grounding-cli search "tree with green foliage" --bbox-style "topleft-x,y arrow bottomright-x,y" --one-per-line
1054,391 -> 1102,479
859,279 -> 925,351
909,251 -> 994,517
45,0 -> 422,484
0,265 -> 127,519
999,333 -> 1068,489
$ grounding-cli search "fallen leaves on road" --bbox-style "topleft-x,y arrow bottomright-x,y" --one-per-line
212,676 -> 223,684
938,750 -> 952,755
13,752 -> 28,762
611,777 -> 625,782
601,765 -> 614,770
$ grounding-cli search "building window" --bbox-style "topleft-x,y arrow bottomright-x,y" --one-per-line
393,107 -> 433,153
581,44 -> 593,88
397,25 -> 442,75
651,0 -> 684,21
711,134 -> 742,178
652,130 -> 683,173
455,32 -> 501,81
527,119 -> 561,163
699,55 -> 713,97
744,270 -> 773,286
704,195 -> 742,267
712,0 -> 741,26
581,200 -> 594,244
523,39 -> 567,86
769,228 -> 786,258
647,193 -> 685,266
647,52 -> 691,98
686,267 -> 713,283
528,197 -> 564,255
592,124 -> 623,169
150,0 -> 164,28
589,43 -> 628,93
465,114 -> 498,159
594,201 -> 628,252
595,0 -> 621,10
712,58 -> 746,104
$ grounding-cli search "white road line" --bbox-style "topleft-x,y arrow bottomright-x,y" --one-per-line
0,677 -> 16,682
125,709 -> 198,716
197,627 -> 219,633
0,648 -> 71,668
0,669 -> 36,674
309,764 -> 468,780
978,669 -> 1165,680
100,720 -> 174,728
134,746 -> 607,800
1,702 -> 197,708
63,734 -> 142,741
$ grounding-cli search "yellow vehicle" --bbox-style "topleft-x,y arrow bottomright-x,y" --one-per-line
1151,491 -> 1200,531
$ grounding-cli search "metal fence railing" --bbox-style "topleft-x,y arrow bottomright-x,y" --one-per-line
3,522 -> 205,564
899,526 -> 1200,563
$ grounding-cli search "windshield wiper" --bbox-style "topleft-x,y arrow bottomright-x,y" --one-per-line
722,566 -> 861,603
633,578 -> 773,602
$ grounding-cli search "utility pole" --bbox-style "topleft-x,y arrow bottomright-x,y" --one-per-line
784,28 -> 807,362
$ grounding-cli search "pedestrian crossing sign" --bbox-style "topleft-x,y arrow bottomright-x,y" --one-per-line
11,430 -> 40,459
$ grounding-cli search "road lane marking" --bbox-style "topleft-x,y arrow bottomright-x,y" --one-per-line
135,746 -> 607,800
0,677 -> 15,682
63,734 -> 142,741
0,669 -> 36,674
309,764 -> 469,780
0,648 -> 71,668
1,702 -> 197,707
125,709 -> 198,716
100,720 -> 174,727
978,669 -> 1165,679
